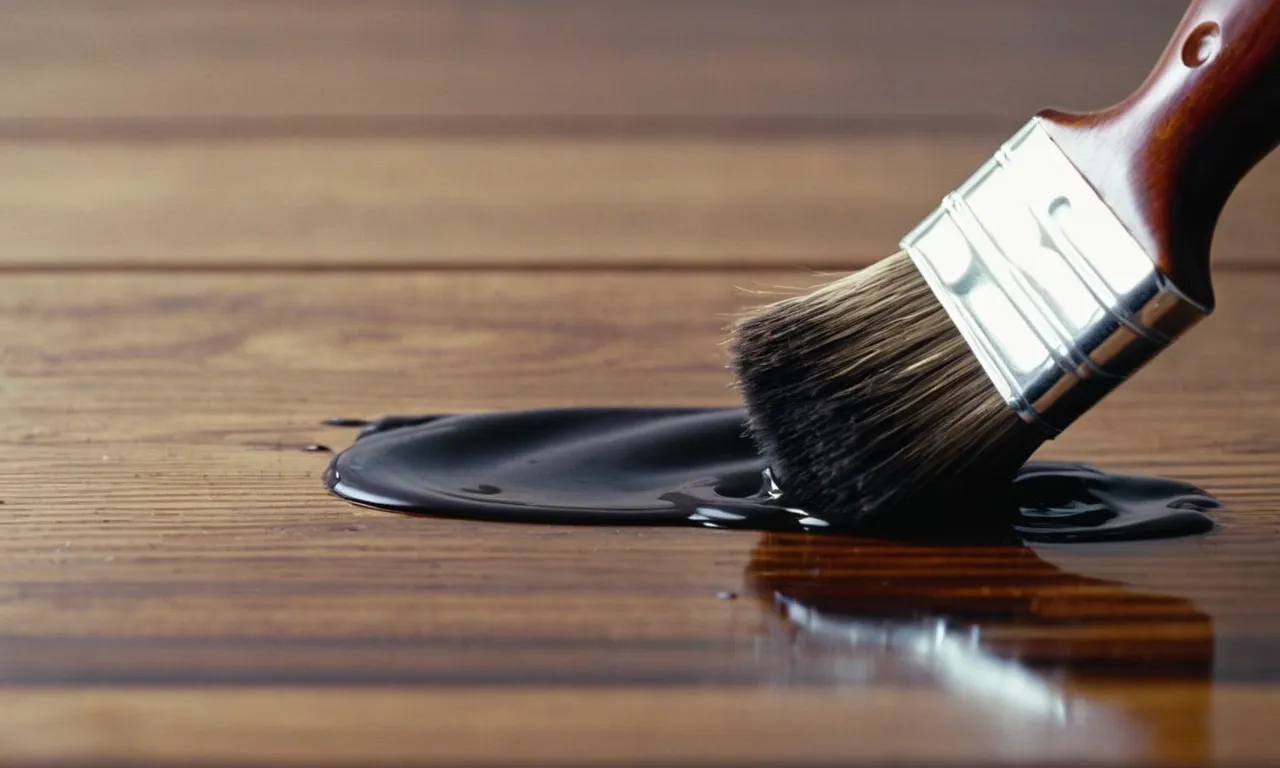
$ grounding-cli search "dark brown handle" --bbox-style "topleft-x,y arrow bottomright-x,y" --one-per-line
1038,0 -> 1280,310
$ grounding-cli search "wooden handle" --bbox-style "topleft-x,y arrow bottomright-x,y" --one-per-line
1038,0 -> 1280,310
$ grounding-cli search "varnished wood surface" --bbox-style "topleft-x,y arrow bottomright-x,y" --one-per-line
1,269 -> 1280,764
1,135 -> 1276,269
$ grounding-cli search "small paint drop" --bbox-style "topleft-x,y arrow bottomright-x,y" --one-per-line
716,591 -> 738,600
323,417 -> 370,428
304,444 -> 333,453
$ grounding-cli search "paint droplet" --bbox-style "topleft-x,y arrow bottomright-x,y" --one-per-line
716,591 -> 737,600
323,417 -> 370,428
304,444 -> 333,453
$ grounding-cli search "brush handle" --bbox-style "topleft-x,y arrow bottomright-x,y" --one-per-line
1038,0 -> 1280,310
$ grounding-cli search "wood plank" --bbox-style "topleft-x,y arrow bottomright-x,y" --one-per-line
3,136 -> 1277,268
0,0 -> 1185,124
4,686 -> 1278,765
0,269 -> 1279,764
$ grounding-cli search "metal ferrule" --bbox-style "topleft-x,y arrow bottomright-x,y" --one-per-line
900,118 -> 1209,437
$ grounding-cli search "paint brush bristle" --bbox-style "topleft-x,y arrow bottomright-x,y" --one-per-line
730,252 -> 1045,528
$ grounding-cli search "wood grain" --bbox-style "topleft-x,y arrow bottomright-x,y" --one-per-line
1,269 -> 1280,763
4,686 -> 1278,765
3,135 -> 1277,268
0,0 -> 1185,124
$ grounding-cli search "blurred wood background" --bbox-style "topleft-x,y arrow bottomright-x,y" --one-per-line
1,0 -> 1275,268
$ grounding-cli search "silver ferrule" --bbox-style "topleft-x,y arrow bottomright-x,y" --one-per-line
900,118 -> 1209,437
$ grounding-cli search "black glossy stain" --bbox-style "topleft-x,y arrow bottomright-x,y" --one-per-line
323,417 -> 372,429
324,408 -> 1219,543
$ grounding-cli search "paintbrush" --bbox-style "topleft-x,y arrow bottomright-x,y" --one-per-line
730,0 -> 1280,527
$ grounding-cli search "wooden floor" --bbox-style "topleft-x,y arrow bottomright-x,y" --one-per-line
1,272 -> 1279,765
4,1 -> 1280,765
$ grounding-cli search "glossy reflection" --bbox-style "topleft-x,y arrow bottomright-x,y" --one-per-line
746,533 -> 1214,751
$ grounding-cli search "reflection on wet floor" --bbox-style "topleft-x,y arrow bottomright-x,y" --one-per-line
746,533 -> 1213,757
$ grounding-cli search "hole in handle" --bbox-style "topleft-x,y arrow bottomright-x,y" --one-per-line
1182,21 -> 1222,67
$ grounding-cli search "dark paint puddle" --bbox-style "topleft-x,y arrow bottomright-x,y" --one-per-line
322,408 -> 1219,543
